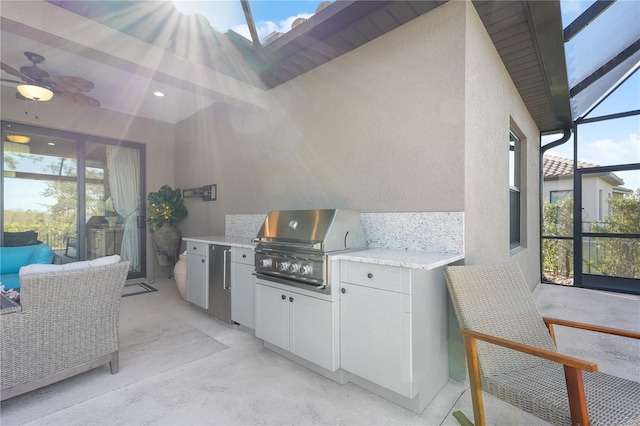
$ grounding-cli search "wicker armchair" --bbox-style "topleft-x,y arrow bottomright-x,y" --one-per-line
1,261 -> 130,401
444,262 -> 640,426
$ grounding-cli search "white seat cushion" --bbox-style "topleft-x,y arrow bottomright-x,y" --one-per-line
19,255 -> 121,278
88,255 -> 121,267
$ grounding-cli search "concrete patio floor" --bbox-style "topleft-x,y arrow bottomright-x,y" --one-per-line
1,279 -> 638,425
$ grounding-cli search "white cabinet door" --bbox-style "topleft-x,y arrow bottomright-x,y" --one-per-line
186,254 -> 208,309
255,283 -> 289,350
231,262 -> 256,329
340,282 -> 412,396
255,281 -> 339,371
289,292 -> 336,370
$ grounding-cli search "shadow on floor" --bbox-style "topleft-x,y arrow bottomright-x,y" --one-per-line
1,280 -> 638,425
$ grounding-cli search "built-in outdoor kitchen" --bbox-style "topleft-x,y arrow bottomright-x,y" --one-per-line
183,209 -> 464,414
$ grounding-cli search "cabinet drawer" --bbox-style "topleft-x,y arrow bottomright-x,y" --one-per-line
340,261 -> 410,294
231,247 -> 254,265
187,241 -> 208,256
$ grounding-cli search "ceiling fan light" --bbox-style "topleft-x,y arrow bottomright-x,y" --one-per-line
17,84 -> 54,101
6,134 -> 31,144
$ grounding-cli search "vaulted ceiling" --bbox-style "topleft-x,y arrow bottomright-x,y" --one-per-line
1,0 -> 572,132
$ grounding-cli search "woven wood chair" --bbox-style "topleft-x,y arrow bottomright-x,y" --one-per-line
444,262 -> 640,426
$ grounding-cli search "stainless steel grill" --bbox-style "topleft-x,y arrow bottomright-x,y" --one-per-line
254,209 -> 367,294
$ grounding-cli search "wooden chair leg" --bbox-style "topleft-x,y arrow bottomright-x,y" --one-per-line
453,410 -> 475,426
564,365 -> 589,426
109,351 -> 119,374
463,336 -> 486,426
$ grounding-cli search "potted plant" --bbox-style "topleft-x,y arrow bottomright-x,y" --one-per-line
148,185 -> 188,266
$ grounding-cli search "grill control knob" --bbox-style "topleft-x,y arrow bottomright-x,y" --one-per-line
278,261 -> 290,272
289,263 -> 300,273
260,258 -> 272,268
300,264 -> 312,275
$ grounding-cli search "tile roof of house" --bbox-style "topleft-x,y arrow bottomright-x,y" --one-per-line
543,155 -> 599,177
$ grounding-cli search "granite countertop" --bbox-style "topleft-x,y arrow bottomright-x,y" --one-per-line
330,248 -> 464,270
182,236 -> 463,269
183,235 -> 254,249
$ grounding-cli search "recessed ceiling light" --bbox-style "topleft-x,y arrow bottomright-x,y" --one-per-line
48,142 -> 55,146
153,91 -> 165,97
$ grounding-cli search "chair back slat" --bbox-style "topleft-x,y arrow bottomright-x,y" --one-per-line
445,263 -> 557,376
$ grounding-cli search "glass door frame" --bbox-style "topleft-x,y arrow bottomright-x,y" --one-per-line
1,120 -> 147,280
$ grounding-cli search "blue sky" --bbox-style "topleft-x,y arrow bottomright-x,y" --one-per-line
543,71 -> 639,191
173,1 -> 319,40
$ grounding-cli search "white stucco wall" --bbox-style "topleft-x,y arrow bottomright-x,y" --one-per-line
175,0 -> 467,235
583,177 -> 615,224
463,1 -> 541,288
176,1 -> 541,285
543,175 -> 618,226
543,176 -> 573,202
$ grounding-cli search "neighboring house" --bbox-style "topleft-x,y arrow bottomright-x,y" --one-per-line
543,155 -> 632,226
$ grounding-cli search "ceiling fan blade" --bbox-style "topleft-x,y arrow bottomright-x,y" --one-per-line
44,75 -> 95,93
0,62 -> 31,81
1,78 -> 22,84
60,91 -> 101,107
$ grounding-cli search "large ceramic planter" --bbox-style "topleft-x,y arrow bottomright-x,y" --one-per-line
173,252 -> 187,300
152,222 -> 181,266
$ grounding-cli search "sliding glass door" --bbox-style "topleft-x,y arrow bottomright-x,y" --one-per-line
2,121 -> 146,279
2,125 -> 78,253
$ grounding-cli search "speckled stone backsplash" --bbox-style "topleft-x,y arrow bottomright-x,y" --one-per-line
226,211 -> 464,254
361,212 -> 463,253
226,214 -> 267,238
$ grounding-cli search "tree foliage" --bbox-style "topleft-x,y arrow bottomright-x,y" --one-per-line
542,197 -> 573,281
3,210 -> 72,251
587,189 -> 640,279
3,155 -> 107,250
542,189 -> 640,282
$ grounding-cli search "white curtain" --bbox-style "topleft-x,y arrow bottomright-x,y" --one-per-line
106,145 -> 140,272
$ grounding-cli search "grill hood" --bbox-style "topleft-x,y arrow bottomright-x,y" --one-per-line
255,209 -> 367,253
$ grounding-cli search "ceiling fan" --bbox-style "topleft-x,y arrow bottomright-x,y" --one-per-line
1,51 -> 101,107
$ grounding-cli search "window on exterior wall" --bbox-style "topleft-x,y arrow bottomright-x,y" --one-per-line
509,130 -> 522,249
598,189 -> 603,221
550,190 -> 572,204
550,190 -> 573,226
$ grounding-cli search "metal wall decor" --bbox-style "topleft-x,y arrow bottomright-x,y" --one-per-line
183,184 -> 216,201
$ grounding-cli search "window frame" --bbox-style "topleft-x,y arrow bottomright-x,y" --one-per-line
509,129 -> 523,249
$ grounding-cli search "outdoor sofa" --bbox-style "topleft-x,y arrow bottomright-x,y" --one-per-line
0,256 -> 130,400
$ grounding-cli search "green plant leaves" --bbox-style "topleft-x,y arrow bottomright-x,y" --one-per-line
147,185 -> 188,231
